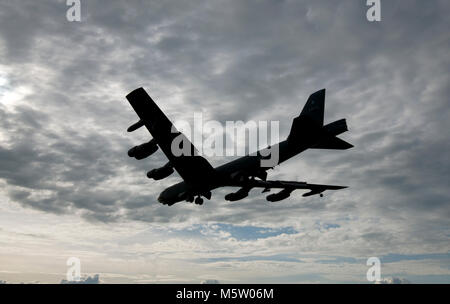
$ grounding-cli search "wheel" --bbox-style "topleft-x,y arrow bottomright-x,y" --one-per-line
195,197 -> 204,205
319,193 -> 323,197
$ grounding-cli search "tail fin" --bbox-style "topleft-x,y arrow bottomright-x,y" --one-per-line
287,89 -> 353,150
288,89 -> 325,143
300,89 -> 325,126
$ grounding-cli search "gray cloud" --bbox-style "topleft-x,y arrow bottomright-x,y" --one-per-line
60,274 -> 100,284
201,279 -> 220,284
375,277 -> 411,284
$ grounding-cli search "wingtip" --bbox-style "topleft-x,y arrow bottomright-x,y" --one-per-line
126,87 -> 146,100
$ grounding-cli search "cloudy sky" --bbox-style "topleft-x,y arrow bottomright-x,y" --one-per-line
0,0 -> 449,283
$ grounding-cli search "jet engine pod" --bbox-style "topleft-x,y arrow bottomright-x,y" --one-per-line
225,187 -> 250,202
147,163 -> 174,180
128,139 -> 158,159
266,189 -> 292,202
127,119 -> 145,132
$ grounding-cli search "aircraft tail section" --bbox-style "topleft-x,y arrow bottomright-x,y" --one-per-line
287,89 -> 325,143
300,88 -> 325,126
312,118 -> 353,150
287,89 -> 353,150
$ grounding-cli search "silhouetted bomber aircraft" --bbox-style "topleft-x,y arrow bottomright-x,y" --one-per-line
125,88 -> 353,205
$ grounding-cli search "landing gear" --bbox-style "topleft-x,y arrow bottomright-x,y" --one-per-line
187,192 -> 210,205
195,196 -> 204,205
319,193 -> 323,197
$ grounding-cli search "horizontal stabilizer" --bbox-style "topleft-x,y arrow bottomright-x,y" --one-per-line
323,119 -> 348,136
312,137 -> 353,150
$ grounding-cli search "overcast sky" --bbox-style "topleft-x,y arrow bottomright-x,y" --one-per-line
0,0 -> 449,283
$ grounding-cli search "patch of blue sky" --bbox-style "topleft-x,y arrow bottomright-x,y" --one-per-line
212,223 -> 297,240
397,274 -> 450,284
317,256 -> 361,264
195,254 -> 302,264
317,252 -> 450,265
170,223 -> 297,241
380,252 -> 450,263
314,221 -> 341,231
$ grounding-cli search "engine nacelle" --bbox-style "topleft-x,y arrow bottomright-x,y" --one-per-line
147,163 -> 174,180
127,119 -> 145,132
225,187 -> 250,201
302,189 -> 325,197
266,189 -> 292,202
128,139 -> 158,160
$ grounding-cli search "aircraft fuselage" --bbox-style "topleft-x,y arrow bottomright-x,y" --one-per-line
158,138 -> 313,205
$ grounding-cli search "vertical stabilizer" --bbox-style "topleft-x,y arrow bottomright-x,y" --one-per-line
288,89 -> 326,143
300,88 -> 325,126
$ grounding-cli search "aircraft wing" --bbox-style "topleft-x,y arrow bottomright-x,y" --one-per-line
244,179 -> 347,197
126,87 -> 216,184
